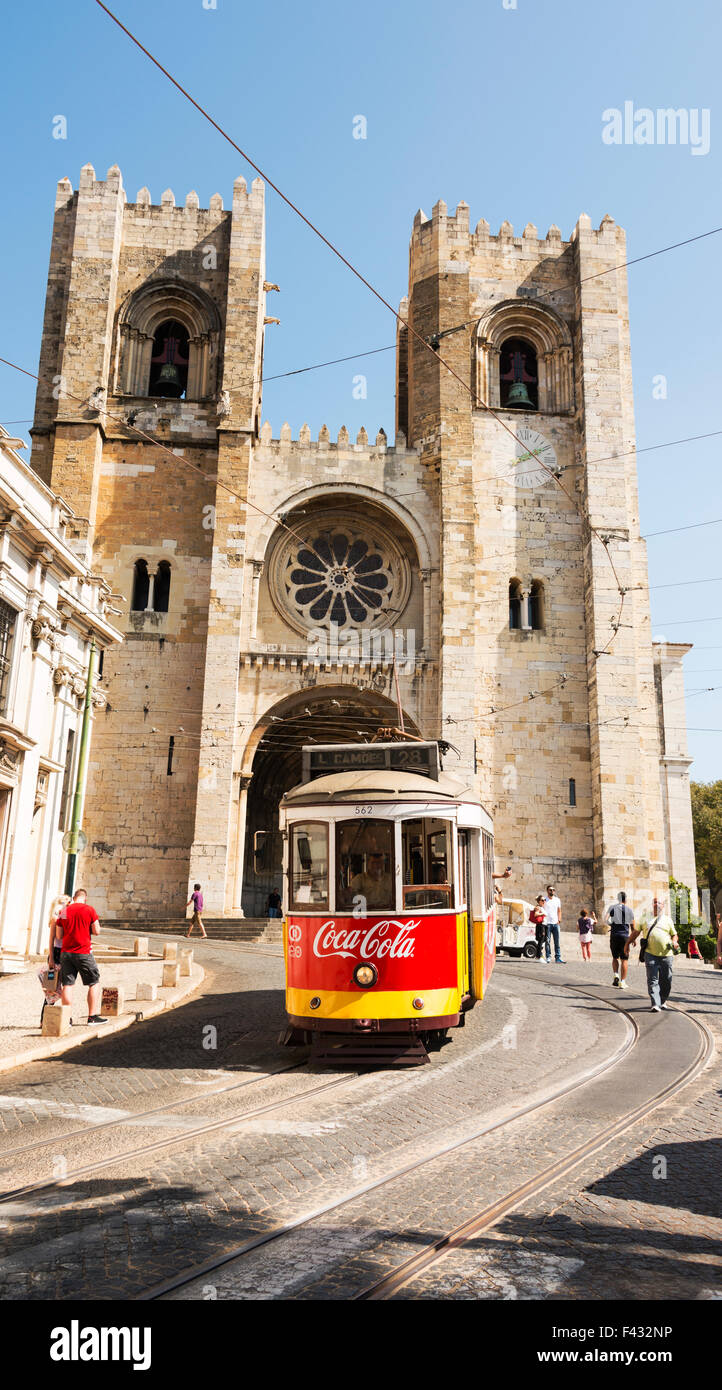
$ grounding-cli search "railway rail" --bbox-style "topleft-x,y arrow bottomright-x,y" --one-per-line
356,1000 -> 714,1299
0,1067 -> 359,1206
138,980 -> 704,1301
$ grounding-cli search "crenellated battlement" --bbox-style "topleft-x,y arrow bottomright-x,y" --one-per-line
256,422 -> 418,459
54,164 -> 264,219
410,199 -> 622,254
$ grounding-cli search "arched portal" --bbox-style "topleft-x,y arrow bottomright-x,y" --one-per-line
240,687 -> 421,917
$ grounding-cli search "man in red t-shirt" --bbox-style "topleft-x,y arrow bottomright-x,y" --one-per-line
59,888 -> 108,1024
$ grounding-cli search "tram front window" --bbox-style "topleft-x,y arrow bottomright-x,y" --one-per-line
290,822 -> 329,909
336,819 -> 395,912
402,818 -> 452,909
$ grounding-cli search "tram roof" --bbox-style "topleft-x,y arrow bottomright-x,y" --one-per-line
282,767 -> 486,808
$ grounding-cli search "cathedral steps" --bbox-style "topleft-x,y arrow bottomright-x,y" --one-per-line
106,918 -> 284,945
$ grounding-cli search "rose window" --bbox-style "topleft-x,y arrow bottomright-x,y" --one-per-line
269,512 -> 410,634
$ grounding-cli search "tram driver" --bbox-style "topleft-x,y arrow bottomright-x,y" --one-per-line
349,852 -> 394,909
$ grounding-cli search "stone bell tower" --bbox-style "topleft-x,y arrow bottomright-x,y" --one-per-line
30,163 -> 268,918
396,201 -> 671,910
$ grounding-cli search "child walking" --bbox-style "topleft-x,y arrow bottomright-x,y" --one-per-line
186,883 -> 207,938
578,907 -> 595,960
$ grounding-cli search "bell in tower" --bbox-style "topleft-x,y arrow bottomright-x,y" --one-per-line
149,320 -> 190,398
500,338 -> 538,409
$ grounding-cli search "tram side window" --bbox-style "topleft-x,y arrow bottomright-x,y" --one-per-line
482,830 -> 495,912
290,823 -> 329,910
336,819 -> 395,912
402,818 -> 452,910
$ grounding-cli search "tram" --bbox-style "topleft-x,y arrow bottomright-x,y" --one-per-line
279,741 -> 496,1065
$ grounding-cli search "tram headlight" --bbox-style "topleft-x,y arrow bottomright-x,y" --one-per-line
353,963 -> 378,989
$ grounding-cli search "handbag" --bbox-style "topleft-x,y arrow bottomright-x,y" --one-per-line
640,914 -> 665,965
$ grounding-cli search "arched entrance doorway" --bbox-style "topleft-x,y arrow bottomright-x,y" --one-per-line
241,687 -> 421,917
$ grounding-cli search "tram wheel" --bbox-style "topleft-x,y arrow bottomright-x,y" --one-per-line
423,1028 -> 450,1053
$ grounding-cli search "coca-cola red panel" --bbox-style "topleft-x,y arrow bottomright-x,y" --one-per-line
287,914 -> 458,992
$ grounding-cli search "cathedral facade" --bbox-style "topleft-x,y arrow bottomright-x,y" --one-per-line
29,164 -> 698,922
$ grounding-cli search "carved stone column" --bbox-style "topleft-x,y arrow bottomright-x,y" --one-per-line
249,560 -> 264,640
232,773 -> 253,911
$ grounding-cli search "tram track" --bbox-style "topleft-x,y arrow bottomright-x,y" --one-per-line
0,1066 -> 359,1206
0,937 -> 287,1171
0,1059 -> 308,1167
356,1000 -> 715,1299
139,979 -> 665,1301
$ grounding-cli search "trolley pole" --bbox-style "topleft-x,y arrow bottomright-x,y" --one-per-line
63,639 -> 97,897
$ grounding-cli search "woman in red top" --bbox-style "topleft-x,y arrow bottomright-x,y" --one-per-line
529,895 -> 546,960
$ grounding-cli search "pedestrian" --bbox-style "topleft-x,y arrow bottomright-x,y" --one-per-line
186,882 -> 207,938
687,933 -> 702,961
529,894 -> 547,960
48,894 -> 69,971
629,896 -> 680,1012
605,891 -> 635,989
58,888 -> 107,1024
493,866 -> 512,906
267,888 -> 282,919
542,883 -> 565,963
578,906 -> 594,961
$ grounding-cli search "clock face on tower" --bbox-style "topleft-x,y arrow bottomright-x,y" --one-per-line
513,426 -> 557,489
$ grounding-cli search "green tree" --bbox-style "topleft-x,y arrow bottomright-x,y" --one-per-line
690,780 -> 722,913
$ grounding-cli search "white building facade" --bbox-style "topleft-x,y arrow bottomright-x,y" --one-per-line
0,426 -> 121,964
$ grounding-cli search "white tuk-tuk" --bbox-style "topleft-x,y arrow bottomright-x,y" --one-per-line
496,898 -> 539,959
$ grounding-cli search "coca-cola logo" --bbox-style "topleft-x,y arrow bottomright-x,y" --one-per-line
313,919 -> 419,961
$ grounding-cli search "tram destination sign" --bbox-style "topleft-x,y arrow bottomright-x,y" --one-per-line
302,741 -> 440,783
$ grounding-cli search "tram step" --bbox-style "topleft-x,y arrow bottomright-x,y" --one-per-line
311,1033 -> 431,1068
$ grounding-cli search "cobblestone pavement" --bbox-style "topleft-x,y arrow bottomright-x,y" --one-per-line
0,935 -> 718,1301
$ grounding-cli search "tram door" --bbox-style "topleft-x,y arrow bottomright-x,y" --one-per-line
458,830 -> 473,996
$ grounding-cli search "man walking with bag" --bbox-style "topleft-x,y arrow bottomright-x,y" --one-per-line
629,896 -> 679,1012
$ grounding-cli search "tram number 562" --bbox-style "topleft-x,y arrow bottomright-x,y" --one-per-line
354,805 -> 373,816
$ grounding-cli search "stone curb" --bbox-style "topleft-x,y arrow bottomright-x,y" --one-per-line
0,963 -> 205,1076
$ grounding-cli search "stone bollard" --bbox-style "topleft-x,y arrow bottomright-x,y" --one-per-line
163,942 -> 178,962
136,982 -> 158,1001
162,962 -> 180,988
101,986 -> 124,1017
179,949 -> 193,977
134,937 -> 149,957
41,1004 -> 72,1037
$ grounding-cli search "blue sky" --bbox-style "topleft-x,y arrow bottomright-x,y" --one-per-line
1,0 -> 720,778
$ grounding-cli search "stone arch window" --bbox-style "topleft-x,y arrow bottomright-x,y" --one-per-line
149,321 -> 190,399
131,559 -> 150,612
500,338 -> 538,410
130,558 -> 172,614
476,300 -> 573,414
529,579 -> 545,630
116,280 -> 221,400
154,560 -> 171,613
509,578 -> 524,630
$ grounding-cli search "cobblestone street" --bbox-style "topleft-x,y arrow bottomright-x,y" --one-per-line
0,930 -> 719,1302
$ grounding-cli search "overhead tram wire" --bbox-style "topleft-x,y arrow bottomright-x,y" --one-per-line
0,353 -> 339,577
94,0 -> 636,663
645,516 -> 722,539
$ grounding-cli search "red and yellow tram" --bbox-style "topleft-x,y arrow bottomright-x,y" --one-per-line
279,742 -> 495,1065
